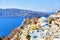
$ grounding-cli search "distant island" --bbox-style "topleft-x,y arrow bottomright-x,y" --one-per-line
0,9 -> 55,18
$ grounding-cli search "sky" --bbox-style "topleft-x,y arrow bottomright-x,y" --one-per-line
0,0 -> 60,12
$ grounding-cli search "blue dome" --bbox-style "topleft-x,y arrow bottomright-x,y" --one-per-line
37,30 -> 41,32
34,36 -> 38,38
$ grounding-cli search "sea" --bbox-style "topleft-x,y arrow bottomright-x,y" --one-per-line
0,17 -> 24,37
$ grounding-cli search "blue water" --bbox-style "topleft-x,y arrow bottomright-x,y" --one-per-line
0,17 -> 24,37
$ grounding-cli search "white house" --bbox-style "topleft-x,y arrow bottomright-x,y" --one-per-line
29,30 -> 43,40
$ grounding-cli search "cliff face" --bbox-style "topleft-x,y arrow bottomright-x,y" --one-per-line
2,29 -> 19,40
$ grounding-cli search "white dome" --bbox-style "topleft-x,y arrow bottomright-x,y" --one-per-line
41,17 -> 46,20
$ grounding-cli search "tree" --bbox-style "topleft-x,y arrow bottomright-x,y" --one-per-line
26,35 -> 31,40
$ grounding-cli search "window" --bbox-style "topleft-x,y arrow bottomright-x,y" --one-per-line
56,17 -> 59,19
34,36 -> 38,38
37,30 -> 40,32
